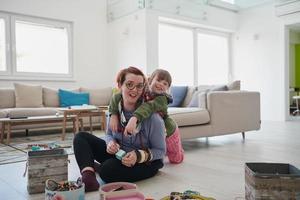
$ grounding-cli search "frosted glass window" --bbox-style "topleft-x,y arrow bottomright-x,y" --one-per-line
197,32 -> 229,85
0,18 -> 6,71
159,24 -> 193,86
15,21 -> 69,74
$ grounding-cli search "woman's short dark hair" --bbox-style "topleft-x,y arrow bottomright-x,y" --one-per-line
116,66 -> 147,87
148,69 -> 172,87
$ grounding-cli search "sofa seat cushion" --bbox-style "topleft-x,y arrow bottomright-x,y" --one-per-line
168,107 -> 210,126
3,108 -> 59,118
0,110 -> 8,118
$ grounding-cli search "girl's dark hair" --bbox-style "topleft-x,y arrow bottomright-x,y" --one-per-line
148,69 -> 172,87
116,66 -> 147,87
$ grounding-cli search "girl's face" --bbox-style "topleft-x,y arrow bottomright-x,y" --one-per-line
120,73 -> 145,107
149,74 -> 169,94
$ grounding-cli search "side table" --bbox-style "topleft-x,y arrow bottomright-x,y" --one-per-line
0,115 -> 76,144
59,105 -> 108,140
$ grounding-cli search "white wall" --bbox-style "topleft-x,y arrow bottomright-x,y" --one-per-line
107,10 -> 147,82
233,4 -> 285,121
232,4 -> 300,121
107,4 -> 238,77
0,0 -> 112,89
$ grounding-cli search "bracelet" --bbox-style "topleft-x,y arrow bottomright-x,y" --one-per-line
139,150 -> 146,163
145,148 -> 153,162
135,149 -> 152,163
135,150 -> 141,163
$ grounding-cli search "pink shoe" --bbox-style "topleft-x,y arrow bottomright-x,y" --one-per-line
166,127 -> 184,164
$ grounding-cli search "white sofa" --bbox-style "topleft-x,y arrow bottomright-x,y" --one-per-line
0,81 -> 260,139
168,81 -> 260,139
0,85 -> 113,132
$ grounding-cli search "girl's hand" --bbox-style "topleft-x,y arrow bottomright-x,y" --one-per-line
121,151 -> 137,167
109,115 -> 119,132
124,117 -> 138,136
106,140 -> 120,154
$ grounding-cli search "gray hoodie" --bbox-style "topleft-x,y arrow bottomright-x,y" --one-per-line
105,112 -> 166,161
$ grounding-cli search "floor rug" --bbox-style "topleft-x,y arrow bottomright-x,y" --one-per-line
0,131 -> 105,165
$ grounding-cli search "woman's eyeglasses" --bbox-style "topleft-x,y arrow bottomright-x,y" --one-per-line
125,81 -> 145,91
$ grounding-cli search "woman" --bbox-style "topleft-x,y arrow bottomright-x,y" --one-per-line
73,66 -> 166,192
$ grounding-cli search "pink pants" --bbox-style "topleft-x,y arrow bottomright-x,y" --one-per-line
165,127 -> 184,164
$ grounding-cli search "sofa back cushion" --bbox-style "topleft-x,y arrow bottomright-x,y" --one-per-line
187,84 -> 229,108
14,83 -> 43,108
227,80 -> 240,90
169,86 -> 188,107
43,87 -> 60,107
80,87 -> 112,106
181,86 -> 197,107
0,88 -> 15,108
58,89 -> 89,107
188,90 -> 208,108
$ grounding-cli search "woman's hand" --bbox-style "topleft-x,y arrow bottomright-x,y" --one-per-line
121,151 -> 137,167
109,114 -> 119,132
124,117 -> 138,136
106,140 -> 120,154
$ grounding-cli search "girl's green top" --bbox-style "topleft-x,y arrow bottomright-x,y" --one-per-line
109,92 -> 176,137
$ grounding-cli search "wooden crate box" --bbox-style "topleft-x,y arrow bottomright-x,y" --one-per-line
27,149 -> 68,194
245,162 -> 300,200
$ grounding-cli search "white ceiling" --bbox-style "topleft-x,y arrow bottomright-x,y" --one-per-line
107,0 -> 277,10
233,0 -> 274,9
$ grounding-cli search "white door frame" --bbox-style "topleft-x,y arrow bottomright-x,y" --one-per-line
284,25 -> 291,121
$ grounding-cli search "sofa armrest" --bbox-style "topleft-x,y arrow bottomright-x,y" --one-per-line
207,91 -> 260,134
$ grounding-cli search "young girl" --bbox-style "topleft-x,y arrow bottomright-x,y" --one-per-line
109,69 -> 184,164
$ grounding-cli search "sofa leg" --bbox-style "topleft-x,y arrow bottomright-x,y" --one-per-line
242,132 -> 245,140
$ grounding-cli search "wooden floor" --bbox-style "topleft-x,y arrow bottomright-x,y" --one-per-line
0,120 -> 299,200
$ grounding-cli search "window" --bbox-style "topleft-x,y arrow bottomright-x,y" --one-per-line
158,23 -> 194,86
0,12 -> 72,80
159,22 -> 230,86
197,31 -> 229,85
0,18 -> 6,72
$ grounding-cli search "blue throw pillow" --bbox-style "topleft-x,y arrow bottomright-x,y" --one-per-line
168,86 -> 188,107
58,89 -> 89,107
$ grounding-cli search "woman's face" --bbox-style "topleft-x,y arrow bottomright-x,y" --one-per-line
120,73 -> 145,107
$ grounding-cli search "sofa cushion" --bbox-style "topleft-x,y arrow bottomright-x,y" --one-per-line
188,85 -> 228,108
168,107 -> 210,126
80,87 -> 112,106
0,110 -> 8,118
181,86 -> 197,107
3,108 -> 58,118
188,90 -> 208,108
227,80 -> 240,90
43,87 -> 60,107
169,86 -> 188,107
14,83 -> 43,108
0,88 -> 15,108
58,89 -> 89,107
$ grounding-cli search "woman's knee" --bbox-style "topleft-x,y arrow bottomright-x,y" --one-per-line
99,159 -> 122,182
73,131 -> 89,146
